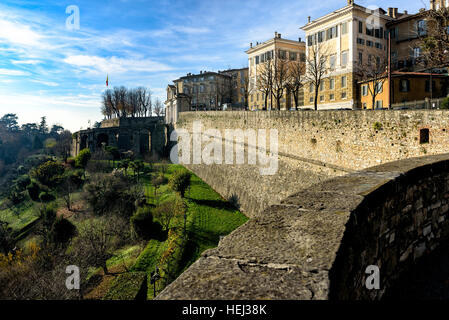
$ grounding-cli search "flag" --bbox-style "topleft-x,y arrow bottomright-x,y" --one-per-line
106,74 -> 108,87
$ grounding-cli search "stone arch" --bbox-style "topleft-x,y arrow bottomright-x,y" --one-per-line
80,134 -> 88,150
96,132 -> 109,149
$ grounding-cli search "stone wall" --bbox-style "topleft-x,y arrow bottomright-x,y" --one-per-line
156,153 -> 449,300
175,110 -> 449,216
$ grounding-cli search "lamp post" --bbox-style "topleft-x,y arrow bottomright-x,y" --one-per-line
150,266 -> 161,298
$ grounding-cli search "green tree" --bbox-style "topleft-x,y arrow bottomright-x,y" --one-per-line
169,170 -> 191,198
441,97 -> 449,109
75,148 -> 91,169
31,161 -> 65,187
50,217 -> 77,245
0,114 -> 19,131
39,116 -> 48,134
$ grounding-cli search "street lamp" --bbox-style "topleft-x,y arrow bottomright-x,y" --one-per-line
150,266 -> 161,298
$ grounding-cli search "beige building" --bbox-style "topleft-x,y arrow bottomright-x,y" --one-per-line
430,0 -> 449,10
165,68 -> 249,123
301,0 -> 404,109
246,32 -> 306,110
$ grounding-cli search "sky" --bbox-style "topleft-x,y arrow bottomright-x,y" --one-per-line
0,0 -> 427,132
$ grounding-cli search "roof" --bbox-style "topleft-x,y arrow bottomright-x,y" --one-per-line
245,37 -> 305,54
357,71 -> 449,83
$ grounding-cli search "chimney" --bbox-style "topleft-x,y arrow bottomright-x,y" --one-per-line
393,8 -> 398,18
308,16 -> 311,23
298,37 -> 302,42
275,31 -> 278,38
278,33 -> 282,38
347,0 -> 353,5
250,42 -> 252,48
388,7 -> 394,17
404,10 -> 408,15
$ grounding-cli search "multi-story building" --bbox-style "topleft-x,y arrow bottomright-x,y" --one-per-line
246,32 -> 306,110
430,0 -> 449,10
301,0 -> 402,109
165,68 -> 249,123
218,68 -> 249,109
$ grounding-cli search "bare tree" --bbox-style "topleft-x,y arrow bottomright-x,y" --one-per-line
272,56 -> 290,110
286,60 -> 305,110
154,98 -> 164,117
256,59 -> 274,110
356,56 -> 388,109
304,43 -> 329,110
417,7 -> 449,70
137,87 -> 152,117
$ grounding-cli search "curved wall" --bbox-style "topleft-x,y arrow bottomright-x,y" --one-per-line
157,154 -> 449,300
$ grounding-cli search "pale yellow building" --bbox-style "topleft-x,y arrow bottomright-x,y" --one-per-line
245,32 -> 306,110
301,0 -> 403,109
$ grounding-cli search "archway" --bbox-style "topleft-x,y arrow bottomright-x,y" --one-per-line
96,133 -> 109,149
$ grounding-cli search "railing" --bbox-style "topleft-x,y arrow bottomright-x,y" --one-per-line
391,97 -> 446,109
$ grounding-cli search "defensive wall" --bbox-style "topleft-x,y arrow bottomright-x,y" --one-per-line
157,153 -> 449,299
174,110 -> 449,217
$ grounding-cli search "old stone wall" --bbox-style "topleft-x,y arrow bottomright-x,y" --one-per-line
156,153 -> 449,300
175,110 -> 449,216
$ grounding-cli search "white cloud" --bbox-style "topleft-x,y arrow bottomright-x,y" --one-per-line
0,68 -> 30,76
63,55 -> 172,75
11,59 -> 43,65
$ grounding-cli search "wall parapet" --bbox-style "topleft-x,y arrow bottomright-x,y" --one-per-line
156,153 -> 449,299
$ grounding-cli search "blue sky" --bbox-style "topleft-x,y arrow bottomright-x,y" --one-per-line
0,0 -> 426,132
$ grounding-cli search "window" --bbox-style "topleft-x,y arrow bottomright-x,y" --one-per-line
330,93 -> 335,100
341,50 -> 348,66
359,21 -> 363,33
320,95 -> 324,102
366,40 -> 373,47
359,51 -> 363,65
200,85 -> 205,93
341,76 -> 347,88
376,56 -> 380,66
375,42 -> 382,49
308,35 -> 313,46
420,128 -> 429,144
329,78 -> 335,90
362,84 -> 368,96
375,82 -> 383,94
341,91 -> 347,99
320,82 -> 324,91
279,50 -> 287,59
309,83 -> 314,93
300,53 -> 306,62
318,31 -> 325,43
417,20 -> 427,36
366,26 -> 374,36
357,38 -> 365,45
413,47 -> 421,58
309,96 -> 314,103
375,100 -> 383,109
260,53 -> 265,63
251,94 -> 254,102
327,26 -> 338,40
342,22 -> 348,34
330,54 -> 336,69
289,52 -> 297,61
399,79 -> 410,92
256,56 -> 259,64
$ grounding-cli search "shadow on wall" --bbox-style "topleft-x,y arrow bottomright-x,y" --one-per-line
329,154 -> 449,299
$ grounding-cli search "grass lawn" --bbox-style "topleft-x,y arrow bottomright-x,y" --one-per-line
131,163 -> 248,299
0,199 -> 39,235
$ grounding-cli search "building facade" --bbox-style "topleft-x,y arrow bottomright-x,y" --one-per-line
301,0 -> 401,109
246,32 -> 306,110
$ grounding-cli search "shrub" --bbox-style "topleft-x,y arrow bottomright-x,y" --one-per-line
39,192 -> 55,203
14,175 -> 31,192
31,160 -> 64,187
75,148 -> 91,169
130,207 -> 155,240
66,157 -> 76,167
169,170 -> 191,198
373,122 -> 383,131
50,218 -> 77,245
441,97 -> 449,110
27,180 -> 41,201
